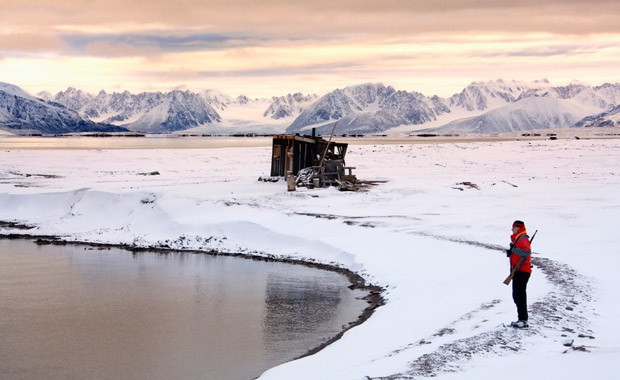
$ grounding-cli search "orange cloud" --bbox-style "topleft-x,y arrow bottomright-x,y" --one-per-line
0,1 -> 618,98
2,0 -> 619,36
0,33 -> 64,52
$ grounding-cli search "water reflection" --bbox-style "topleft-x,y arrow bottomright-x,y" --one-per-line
0,239 -> 367,380
263,272 -> 352,360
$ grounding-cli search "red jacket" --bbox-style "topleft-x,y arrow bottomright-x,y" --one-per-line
510,230 -> 532,273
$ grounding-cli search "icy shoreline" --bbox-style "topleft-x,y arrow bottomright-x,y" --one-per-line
1,137 -> 619,379
0,231 -> 385,364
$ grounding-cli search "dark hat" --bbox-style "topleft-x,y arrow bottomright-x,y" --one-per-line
512,220 -> 525,229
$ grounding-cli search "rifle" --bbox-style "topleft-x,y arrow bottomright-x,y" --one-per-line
503,229 -> 537,285
318,121 -> 338,169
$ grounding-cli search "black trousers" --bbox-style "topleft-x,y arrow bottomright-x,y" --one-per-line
512,271 -> 531,321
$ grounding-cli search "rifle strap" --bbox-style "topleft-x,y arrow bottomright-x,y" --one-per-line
511,234 -> 531,257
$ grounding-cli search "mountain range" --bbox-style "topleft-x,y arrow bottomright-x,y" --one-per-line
0,83 -> 127,134
286,80 -> 620,135
1,79 -> 619,135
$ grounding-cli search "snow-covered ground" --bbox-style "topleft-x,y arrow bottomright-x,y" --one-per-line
0,136 -> 618,379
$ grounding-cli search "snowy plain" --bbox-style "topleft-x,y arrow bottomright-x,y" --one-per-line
0,134 -> 619,379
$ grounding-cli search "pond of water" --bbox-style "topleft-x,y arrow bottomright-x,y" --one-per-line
0,239 -> 368,380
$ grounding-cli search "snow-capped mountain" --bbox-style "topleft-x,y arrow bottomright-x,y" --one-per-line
0,82 -> 128,134
186,92 -> 316,134
263,93 -> 318,119
573,104 -> 620,128
286,81 -> 533,135
42,88 -> 316,134
287,80 -> 620,135
286,83 -> 450,134
421,81 -> 620,134
426,96 -> 593,133
447,79 -> 533,111
44,89 -> 221,133
125,91 -> 220,133
47,87 -> 101,119
201,90 -> 233,112
5,79 -> 620,135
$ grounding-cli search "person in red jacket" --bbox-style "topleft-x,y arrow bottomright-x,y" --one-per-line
507,220 -> 532,328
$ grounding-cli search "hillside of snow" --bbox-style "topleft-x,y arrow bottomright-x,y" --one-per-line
426,96 -> 602,133
573,105 -> 620,128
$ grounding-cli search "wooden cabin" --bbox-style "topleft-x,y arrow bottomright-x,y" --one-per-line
270,134 -> 348,179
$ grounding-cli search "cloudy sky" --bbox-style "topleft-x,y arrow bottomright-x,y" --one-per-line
1,0 -> 619,98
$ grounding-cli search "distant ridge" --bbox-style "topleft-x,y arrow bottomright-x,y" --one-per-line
287,80 -> 620,135
0,82 -> 128,135
1,79 -> 619,135
39,88 -> 317,133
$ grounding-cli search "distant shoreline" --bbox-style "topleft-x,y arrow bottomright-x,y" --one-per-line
1,129 -> 619,150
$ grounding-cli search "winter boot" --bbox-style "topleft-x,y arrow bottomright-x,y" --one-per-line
510,320 -> 529,328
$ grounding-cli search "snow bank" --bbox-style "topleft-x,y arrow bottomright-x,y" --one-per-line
1,137 -> 618,379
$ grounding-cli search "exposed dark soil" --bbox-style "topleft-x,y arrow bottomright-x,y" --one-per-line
0,221 -> 36,230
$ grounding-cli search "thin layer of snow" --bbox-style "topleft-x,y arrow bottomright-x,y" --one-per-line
0,82 -> 36,100
0,136 -> 618,380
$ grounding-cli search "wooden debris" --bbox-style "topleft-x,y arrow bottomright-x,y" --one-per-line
454,181 -> 480,190
502,180 -> 519,187
257,176 -> 280,182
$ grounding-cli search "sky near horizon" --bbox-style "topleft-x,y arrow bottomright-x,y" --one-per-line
1,0 -> 619,98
